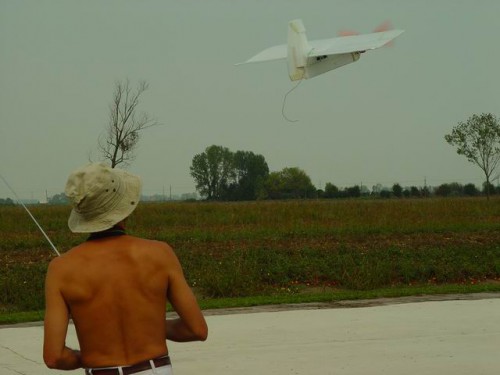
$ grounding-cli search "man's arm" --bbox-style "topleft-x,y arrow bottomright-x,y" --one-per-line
43,259 -> 82,370
165,247 -> 208,342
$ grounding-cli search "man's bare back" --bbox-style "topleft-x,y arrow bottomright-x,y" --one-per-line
49,235 -> 170,366
44,230 -> 207,370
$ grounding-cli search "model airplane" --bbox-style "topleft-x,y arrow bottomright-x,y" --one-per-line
237,19 -> 404,81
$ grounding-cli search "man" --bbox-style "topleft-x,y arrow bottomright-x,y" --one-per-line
43,163 -> 207,374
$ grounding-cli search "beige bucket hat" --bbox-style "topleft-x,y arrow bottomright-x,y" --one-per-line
65,163 -> 142,233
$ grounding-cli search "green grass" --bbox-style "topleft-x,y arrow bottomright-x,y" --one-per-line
198,282 -> 500,310
0,310 -> 45,325
2,283 -> 499,325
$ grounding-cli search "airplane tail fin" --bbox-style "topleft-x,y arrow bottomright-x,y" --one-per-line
287,19 -> 309,81
287,19 -> 359,81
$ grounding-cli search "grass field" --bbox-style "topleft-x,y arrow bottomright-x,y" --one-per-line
1,197 -> 500,322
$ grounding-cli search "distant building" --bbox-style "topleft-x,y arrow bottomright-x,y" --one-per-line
18,199 -> 40,205
140,192 -> 198,202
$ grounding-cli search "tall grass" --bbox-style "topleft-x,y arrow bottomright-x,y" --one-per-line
1,197 -> 500,311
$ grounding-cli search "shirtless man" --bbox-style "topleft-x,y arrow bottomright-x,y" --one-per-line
43,163 -> 207,374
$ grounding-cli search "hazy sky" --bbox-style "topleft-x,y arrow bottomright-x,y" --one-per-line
2,0 -> 500,200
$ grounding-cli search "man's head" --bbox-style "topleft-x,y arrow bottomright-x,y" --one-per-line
65,163 -> 142,233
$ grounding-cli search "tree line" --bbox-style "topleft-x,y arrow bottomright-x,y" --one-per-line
188,112 -> 500,201
0,198 -> 14,205
0,179 -> 493,206
188,145 -> 494,202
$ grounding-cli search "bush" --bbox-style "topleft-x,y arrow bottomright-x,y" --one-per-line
464,183 -> 478,196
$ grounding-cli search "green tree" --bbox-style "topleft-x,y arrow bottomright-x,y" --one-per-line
281,167 -> 316,198
463,183 -> 478,196
48,193 -> 68,205
435,183 -> 452,197
323,182 -> 339,198
392,183 -> 403,198
380,189 -> 391,199
410,186 -> 421,197
435,182 -> 464,197
445,113 -> 500,199
261,171 -> 285,199
262,167 -> 316,199
421,186 -> 430,197
190,145 -> 234,200
449,182 -> 464,196
0,197 -> 14,205
343,185 -> 361,198
227,151 -> 269,200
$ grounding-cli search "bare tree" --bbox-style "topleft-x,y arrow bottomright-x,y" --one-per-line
98,79 -> 157,168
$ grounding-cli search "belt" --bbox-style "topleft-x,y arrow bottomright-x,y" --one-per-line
85,355 -> 171,375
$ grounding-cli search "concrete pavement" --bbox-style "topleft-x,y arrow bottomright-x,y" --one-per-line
1,294 -> 499,375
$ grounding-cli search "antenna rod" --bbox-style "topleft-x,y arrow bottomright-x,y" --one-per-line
0,174 -> 60,256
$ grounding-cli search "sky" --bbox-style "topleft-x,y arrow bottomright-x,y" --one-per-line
2,0 -> 500,201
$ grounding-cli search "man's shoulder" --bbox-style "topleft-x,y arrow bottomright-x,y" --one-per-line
54,242 -> 92,262
128,235 -> 174,252
124,236 -> 178,264
48,244 -> 84,264
46,251 -> 75,278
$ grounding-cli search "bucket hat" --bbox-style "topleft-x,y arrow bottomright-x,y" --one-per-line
65,163 -> 142,233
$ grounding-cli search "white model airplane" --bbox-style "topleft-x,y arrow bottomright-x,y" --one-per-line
237,19 -> 404,81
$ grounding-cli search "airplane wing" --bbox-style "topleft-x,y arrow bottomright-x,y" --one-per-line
308,29 -> 404,57
236,44 -> 287,65
237,29 -> 404,65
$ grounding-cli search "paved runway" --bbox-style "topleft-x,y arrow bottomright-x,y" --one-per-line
1,295 -> 499,375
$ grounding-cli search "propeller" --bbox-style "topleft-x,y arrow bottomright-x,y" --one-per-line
338,21 -> 396,47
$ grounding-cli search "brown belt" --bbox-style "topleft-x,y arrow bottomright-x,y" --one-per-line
85,355 -> 171,375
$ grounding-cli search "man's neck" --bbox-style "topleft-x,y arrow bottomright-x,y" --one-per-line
87,225 -> 126,241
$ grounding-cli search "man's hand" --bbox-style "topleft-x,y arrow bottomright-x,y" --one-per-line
45,347 -> 82,370
166,318 -> 208,342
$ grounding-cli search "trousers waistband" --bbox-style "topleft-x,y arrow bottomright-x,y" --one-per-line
85,355 -> 171,375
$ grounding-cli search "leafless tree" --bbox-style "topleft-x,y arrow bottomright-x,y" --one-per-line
98,79 -> 157,168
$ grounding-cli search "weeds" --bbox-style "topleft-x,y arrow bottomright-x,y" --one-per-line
1,197 -> 500,311
0,263 -> 47,312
